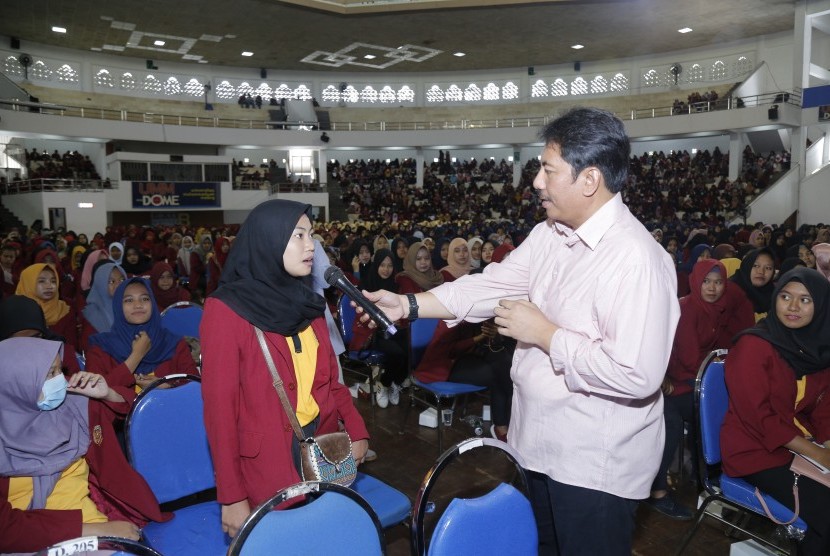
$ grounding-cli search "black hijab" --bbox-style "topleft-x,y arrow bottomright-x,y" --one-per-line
0,295 -> 65,341
363,248 -> 397,293
730,248 -> 775,314
211,200 -> 325,336
740,267 -> 830,378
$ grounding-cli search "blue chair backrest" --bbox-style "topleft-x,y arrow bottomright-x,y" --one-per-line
338,294 -> 355,344
125,377 -> 215,503
698,359 -> 728,466
230,482 -> 385,556
160,302 -> 203,338
409,318 -> 440,369
428,482 -> 537,556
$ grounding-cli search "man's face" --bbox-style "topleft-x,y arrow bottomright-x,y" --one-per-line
533,143 -> 588,228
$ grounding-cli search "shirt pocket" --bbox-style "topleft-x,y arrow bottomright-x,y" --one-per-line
239,430 -> 264,458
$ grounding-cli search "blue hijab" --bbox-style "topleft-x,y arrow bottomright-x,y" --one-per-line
82,263 -> 126,333
89,277 -> 182,375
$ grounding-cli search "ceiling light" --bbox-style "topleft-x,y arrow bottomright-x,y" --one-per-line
52,26 -> 67,33
364,54 -> 376,60
571,44 -> 584,50
678,27 -> 693,33
453,52 -> 465,57
241,51 -> 254,57
154,40 -> 165,46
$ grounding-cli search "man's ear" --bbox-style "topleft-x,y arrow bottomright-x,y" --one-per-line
580,167 -> 603,198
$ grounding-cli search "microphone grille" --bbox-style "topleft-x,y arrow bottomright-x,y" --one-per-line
323,265 -> 342,286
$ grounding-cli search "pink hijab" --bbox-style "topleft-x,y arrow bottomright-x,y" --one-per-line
812,243 -> 830,281
80,248 -> 109,291
441,238 -> 472,279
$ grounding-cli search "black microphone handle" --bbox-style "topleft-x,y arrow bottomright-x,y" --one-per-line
336,277 -> 398,336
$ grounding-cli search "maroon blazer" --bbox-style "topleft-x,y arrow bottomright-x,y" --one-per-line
85,340 -> 197,397
50,306 -> 80,350
722,335 -> 830,477
200,298 -> 369,508
414,321 -> 479,383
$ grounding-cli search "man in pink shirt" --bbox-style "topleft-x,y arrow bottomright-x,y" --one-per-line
368,108 -> 680,554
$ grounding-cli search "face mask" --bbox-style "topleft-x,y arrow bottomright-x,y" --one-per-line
37,374 -> 68,411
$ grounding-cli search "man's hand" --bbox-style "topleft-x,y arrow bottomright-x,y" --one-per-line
493,299 -> 558,352
360,290 -> 406,325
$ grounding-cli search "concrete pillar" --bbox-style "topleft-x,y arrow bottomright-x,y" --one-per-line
415,147 -> 424,188
512,145 -> 522,186
728,133 -> 745,181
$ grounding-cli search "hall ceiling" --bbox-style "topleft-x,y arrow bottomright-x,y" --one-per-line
0,0 -> 795,73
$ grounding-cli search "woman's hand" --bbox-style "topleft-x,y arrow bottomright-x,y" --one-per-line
352,439 -> 369,464
82,520 -> 140,540
131,331 -> 152,358
660,377 -> 675,396
134,372 -> 158,390
351,255 -> 360,272
67,372 -> 124,402
221,499 -> 251,539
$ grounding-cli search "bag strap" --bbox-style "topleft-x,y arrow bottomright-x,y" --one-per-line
753,475 -> 800,526
253,325 -> 306,441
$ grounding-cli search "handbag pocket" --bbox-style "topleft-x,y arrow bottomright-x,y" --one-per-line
299,432 -> 357,487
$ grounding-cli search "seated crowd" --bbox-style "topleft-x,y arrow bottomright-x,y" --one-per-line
1,145 -> 828,553
22,148 -> 102,182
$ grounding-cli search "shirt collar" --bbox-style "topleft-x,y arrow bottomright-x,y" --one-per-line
552,194 -> 624,250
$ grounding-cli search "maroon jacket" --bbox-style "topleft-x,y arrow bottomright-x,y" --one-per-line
414,321 -> 479,383
85,340 -> 197,396
722,335 -> 830,477
201,298 -> 369,508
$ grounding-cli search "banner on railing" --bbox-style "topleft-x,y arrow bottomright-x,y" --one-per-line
131,182 -> 221,208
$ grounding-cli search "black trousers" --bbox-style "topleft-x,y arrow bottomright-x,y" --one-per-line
652,391 -> 695,492
528,470 -> 639,555
449,348 -> 513,426
744,464 -> 830,556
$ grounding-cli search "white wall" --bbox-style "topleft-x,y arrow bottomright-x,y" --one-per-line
799,163 -> 830,225
2,191 -> 109,235
731,166 -> 800,226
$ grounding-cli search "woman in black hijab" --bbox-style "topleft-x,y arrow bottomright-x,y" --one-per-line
200,200 -> 370,539
721,267 -> 830,556
730,248 -> 776,321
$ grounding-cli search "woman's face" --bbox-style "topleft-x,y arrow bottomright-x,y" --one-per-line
182,237 -> 194,250
125,249 -> 140,265
396,241 -> 408,259
110,246 -> 122,260
775,280 -> 814,329
452,243 -> 469,266
666,239 -> 678,254
377,256 -> 394,280
753,233 -> 765,247
108,268 -> 126,297
123,282 -> 152,325
158,271 -> 175,292
481,242 -> 495,263
415,247 -> 432,273
798,245 -> 816,269
358,245 -> 371,264
696,249 -> 711,263
171,236 -> 182,248
73,251 -> 83,267
220,241 -> 230,254
470,242 -> 482,261
375,236 -> 389,251
700,270 -> 725,303
440,242 -> 449,261
201,238 -> 213,251
78,234 -> 88,245
35,268 -> 57,301
283,215 -> 314,278
750,254 -> 775,287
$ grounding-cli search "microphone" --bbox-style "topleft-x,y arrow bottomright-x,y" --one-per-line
324,266 -> 397,336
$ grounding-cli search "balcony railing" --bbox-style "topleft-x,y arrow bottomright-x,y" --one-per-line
1,178 -> 109,195
0,90 -> 801,132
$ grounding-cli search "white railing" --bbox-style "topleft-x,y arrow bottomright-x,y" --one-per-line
0,89 -> 802,132
1,178 -> 108,194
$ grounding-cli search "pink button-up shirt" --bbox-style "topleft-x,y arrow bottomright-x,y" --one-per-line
432,194 -> 680,499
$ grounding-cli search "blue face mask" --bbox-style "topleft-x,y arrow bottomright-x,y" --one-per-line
37,373 -> 68,411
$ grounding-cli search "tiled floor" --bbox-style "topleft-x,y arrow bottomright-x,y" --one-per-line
352,385 -> 783,555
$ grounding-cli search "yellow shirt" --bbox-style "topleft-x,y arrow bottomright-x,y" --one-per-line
794,376 -> 810,437
8,458 -> 107,523
290,326 -> 320,427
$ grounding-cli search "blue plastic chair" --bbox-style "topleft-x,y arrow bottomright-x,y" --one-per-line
39,536 -> 163,556
675,350 -> 806,555
337,293 -> 386,407
227,481 -> 386,556
125,374 -> 230,556
351,471 -> 411,529
412,437 -> 536,556
403,318 -> 487,453
160,301 -> 203,338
